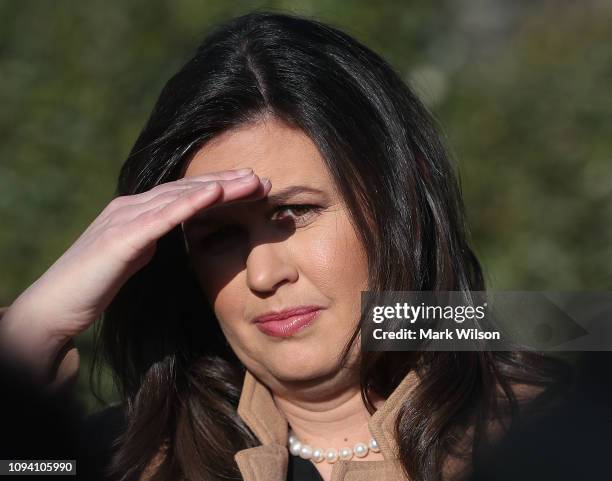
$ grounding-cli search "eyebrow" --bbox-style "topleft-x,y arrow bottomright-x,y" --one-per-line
265,185 -> 327,205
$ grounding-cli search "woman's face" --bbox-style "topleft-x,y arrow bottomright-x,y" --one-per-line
181,117 -> 368,386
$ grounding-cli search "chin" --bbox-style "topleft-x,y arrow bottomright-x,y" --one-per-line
236,336 -> 356,385
267,365 -> 334,384
253,349 -> 333,382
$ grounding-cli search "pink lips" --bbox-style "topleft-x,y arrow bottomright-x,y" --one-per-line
252,306 -> 321,337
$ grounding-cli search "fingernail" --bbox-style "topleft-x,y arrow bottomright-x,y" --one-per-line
234,168 -> 253,175
238,173 -> 255,182
260,177 -> 270,186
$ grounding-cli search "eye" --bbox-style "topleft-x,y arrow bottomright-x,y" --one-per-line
193,204 -> 322,254
198,225 -> 243,251
270,204 -> 322,225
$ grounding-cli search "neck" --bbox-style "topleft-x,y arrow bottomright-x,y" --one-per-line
271,370 -> 385,451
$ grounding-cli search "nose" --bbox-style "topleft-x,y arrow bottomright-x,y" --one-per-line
246,241 -> 298,295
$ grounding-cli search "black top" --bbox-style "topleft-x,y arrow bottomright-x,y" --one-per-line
81,405 -> 323,481
287,454 -> 324,481
78,404 -> 128,481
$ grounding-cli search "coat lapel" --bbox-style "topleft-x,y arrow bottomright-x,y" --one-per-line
368,369 -> 421,460
234,445 -> 288,481
234,370 -> 289,481
236,369 -> 289,445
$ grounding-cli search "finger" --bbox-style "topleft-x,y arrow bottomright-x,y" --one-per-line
125,183 -> 224,250
110,184 -> 212,223
221,175 -> 272,204
128,168 -> 255,204
119,174 -> 268,222
179,167 -> 253,183
189,173 -> 273,206
125,175 -> 268,247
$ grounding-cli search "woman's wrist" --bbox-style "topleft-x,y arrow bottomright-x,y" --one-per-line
0,299 -> 75,385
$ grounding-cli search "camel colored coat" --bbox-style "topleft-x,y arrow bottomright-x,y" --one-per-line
231,368 -> 421,481
140,366 -> 470,481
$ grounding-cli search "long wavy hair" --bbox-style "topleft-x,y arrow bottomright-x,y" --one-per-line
91,10 -> 572,481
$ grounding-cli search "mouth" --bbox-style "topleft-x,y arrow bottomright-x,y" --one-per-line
252,306 -> 322,338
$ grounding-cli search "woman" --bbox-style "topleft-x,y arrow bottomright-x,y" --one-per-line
0,11 -> 571,481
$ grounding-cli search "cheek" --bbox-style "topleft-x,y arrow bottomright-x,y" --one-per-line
186,210 -> 368,346
187,254 -> 246,336
204,275 -> 252,360
212,284 -> 246,345
301,216 -> 368,293
189,249 -> 244,300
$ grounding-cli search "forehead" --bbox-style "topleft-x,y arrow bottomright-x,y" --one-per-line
183,117 -> 331,189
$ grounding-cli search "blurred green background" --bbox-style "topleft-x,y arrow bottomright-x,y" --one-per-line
1,0 -> 610,413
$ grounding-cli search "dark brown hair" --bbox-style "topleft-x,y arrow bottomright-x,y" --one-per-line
92,10 -> 572,481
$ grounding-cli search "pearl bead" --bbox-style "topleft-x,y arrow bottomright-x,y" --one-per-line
312,448 -> 325,463
353,442 -> 369,458
299,444 -> 313,459
287,430 -> 377,464
369,438 -> 380,453
339,447 -> 353,461
325,449 -> 338,463
289,441 -> 302,456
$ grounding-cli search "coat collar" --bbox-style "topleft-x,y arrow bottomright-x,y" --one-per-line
237,368 -> 421,456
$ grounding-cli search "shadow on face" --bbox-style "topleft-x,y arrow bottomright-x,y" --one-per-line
180,117 -> 369,388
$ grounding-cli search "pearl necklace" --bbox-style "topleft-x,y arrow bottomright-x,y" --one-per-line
287,430 -> 381,464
